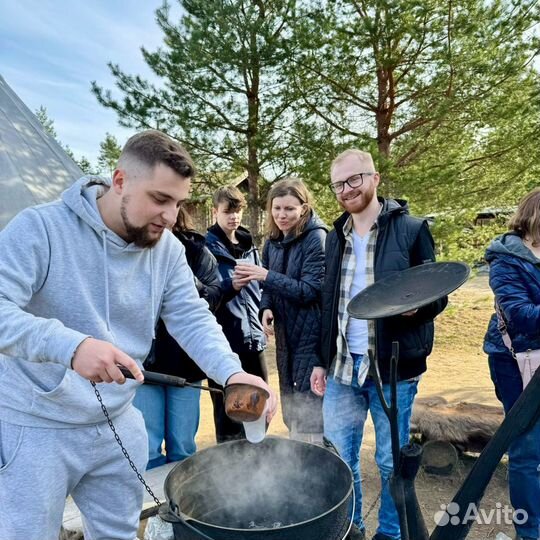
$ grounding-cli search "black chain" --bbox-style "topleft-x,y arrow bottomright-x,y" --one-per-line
91,382 -> 162,507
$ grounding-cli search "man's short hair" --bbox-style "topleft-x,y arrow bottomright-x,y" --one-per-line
331,149 -> 375,172
212,185 -> 247,211
119,130 -> 195,178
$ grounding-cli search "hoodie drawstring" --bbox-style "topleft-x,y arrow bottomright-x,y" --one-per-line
150,249 -> 156,339
101,231 -> 113,339
100,231 -> 156,343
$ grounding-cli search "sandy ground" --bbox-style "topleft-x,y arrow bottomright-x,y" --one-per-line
188,276 -> 516,540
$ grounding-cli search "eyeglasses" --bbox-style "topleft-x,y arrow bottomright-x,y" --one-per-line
330,173 -> 374,194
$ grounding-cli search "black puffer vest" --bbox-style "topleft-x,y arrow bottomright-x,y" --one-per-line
321,198 -> 447,383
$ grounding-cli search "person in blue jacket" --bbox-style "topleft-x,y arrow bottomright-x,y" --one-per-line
134,204 -> 222,468
206,185 -> 268,442
484,188 -> 540,540
235,177 -> 327,442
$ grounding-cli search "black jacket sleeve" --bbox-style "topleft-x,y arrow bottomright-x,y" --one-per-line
410,221 -> 448,321
259,240 -> 274,314
192,246 -> 223,312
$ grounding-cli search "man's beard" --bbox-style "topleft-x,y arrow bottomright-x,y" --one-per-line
339,184 -> 376,214
120,197 -> 162,248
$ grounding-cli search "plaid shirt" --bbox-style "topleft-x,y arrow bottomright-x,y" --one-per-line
331,214 -> 379,385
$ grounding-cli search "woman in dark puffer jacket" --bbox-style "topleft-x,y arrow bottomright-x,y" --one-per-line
235,178 -> 327,442
483,189 -> 540,540
133,206 -> 222,469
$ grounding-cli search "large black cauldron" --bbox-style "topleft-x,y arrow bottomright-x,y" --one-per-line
160,437 -> 353,540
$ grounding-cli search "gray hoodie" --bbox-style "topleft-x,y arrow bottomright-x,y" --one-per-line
0,177 -> 241,427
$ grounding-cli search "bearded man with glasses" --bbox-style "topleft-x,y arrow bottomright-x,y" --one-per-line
311,149 -> 447,540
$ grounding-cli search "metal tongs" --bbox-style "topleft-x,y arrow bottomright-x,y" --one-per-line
118,366 -> 222,394
119,366 -> 269,424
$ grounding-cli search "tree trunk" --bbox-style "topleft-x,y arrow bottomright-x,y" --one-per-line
246,79 -> 261,237
376,64 -> 395,192
246,144 -> 261,239
245,7 -> 263,240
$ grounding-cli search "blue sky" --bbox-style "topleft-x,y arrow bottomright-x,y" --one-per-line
0,1 -> 175,163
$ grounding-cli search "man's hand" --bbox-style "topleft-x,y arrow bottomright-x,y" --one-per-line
262,309 -> 274,337
226,372 -> 278,422
310,366 -> 327,397
71,337 -> 144,384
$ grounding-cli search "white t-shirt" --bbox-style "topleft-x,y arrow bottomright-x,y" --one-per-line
346,229 -> 370,354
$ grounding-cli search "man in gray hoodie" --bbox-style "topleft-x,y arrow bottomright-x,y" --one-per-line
0,130 -> 276,540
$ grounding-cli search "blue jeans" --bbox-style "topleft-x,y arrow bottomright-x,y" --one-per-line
323,353 -> 418,539
489,353 -> 540,539
133,383 -> 201,470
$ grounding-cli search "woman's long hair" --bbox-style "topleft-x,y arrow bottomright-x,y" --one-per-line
266,177 -> 314,240
509,188 -> 540,246
173,204 -> 194,234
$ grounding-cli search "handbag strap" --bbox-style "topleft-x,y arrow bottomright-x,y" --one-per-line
495,302 -> 517,358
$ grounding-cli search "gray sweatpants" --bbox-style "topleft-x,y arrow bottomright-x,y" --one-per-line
0,406 -> 148,540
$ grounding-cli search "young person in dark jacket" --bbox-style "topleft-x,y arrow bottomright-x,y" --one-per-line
235,177 -> 327,442
133,205 -> 222,469
312,149 -> 447,540
206,185 -> 268,442
483,189 -> 540,540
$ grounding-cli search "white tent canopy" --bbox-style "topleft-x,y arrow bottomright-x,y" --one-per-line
0,75 -> 82,230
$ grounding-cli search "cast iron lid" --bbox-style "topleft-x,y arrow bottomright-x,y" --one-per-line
347,261 -> 470,320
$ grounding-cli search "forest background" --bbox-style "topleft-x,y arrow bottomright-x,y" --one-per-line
41,0 -> 540,264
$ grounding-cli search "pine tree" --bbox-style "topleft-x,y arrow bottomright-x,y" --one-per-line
35,106 -> 58,139
92,0 -> 299,235
97,133 -> 122,177
34,106 -> 98,174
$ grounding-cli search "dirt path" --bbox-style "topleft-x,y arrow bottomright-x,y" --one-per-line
191,276 -> 515,539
